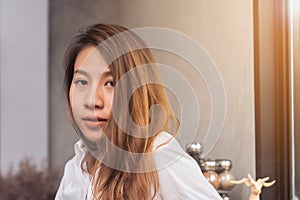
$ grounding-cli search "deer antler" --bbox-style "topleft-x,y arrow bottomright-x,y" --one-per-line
231,178 -> 247,184
244,174 -> 256,186
231,173 -> 276,200
259,177 -> 270,182
231,174 -> 256,186
247,174 -> 256,183
263,180 -> 276,187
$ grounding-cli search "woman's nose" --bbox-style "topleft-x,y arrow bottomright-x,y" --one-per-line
84,86 -> 104,109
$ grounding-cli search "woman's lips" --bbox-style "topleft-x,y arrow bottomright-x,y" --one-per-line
82,116 -> 107,129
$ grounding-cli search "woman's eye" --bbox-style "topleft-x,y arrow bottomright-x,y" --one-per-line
105,80 -> 114,87
74,79 -> 88,86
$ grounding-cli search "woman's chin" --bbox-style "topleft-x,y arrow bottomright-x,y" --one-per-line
81,127 -> 105,142
85,132 -> 105,142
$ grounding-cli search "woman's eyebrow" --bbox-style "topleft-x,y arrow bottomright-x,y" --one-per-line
74,69 -> 112,79
101,71 -> 113,78
74,69 -> 88,76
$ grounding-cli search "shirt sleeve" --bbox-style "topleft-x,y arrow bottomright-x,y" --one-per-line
154,132 -> 222,200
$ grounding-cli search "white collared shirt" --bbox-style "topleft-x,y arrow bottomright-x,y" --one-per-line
55,132 -> 222,199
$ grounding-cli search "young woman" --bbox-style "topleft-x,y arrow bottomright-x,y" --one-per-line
55,23 -> 221,200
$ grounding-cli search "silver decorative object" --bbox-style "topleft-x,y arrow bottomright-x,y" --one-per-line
186,145 -> 236,199
186,142 -> 203,163
215,159 -> 232,173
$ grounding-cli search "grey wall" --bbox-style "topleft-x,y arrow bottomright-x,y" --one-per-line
0,0 -> 48,173
50,1 -> 255,199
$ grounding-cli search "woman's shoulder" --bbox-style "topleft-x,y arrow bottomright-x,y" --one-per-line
153,132 -> 222,199
153,131 -> 174,149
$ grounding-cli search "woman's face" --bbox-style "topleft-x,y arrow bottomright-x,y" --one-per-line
69,46 -> 114,141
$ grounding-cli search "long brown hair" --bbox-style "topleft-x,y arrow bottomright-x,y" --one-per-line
64,23 -> 178,200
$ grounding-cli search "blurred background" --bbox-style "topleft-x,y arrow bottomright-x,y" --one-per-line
0,0 -> 299,199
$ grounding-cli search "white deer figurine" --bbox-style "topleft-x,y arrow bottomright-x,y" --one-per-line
231,174 -> 275,200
